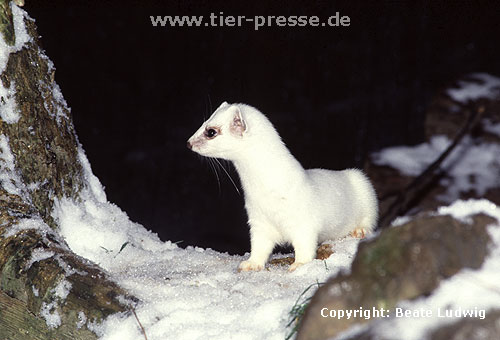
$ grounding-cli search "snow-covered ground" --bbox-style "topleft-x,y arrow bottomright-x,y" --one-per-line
54,82 -> 500,339
52,148 -> 362,340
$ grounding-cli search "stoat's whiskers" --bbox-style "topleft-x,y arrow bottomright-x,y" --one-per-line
213,157 -> 241,195
207,157 -> 221,194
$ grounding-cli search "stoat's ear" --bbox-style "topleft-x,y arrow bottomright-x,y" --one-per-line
217,101 -> 229,110
229,106 -> 247,137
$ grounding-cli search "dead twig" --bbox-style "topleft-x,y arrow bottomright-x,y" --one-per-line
377,104 -> 486,229
132,308 -> 148,340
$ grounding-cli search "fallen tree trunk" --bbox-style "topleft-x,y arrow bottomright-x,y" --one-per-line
0,1 -> 136,338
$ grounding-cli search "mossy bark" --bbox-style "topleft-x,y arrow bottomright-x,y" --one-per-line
0,0 -> 15,46
0,1 -> 136,338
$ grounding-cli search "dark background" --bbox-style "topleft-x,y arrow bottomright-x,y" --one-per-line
25,1 -> 500,254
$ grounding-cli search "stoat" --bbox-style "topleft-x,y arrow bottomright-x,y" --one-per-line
187,102 -> 378,271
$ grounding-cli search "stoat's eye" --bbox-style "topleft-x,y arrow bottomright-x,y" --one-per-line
204,128 -> 218,139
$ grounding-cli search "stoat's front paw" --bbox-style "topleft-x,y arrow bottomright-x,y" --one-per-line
289,262 -> 304,272
238,260 -> 263,272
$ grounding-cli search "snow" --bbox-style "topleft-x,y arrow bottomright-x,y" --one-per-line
40,301 -> 62,329
77,311 -> 87,329
439,140 -> 500,202
39,78 -> 71,125
39,279 -> 73,330
0,81 -> 20,124
447,73 -> 500,103
56,192 -> 358,339
482,118 -> 500,138
25,247 -> 55,270
372,135 -> 500,202
77,146 -> 107,203
0,134 -> 26,196
0,3 -> 31,74
3,216 -> 53,238
437,196 -> 499,222
372,135 -> 450,177
53,279 -> 72,300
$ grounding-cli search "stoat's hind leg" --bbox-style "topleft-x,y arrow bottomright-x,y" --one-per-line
349,228 -> 367,239
349,228 -> 367,238
350,215 -> 376,239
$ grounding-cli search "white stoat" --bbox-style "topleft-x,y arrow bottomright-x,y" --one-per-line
187,102 -> 378,271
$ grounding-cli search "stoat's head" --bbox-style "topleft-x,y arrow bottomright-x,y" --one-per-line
187,102 -> 249,160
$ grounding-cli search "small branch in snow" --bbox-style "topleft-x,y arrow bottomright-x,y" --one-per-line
132,308 -> 148,340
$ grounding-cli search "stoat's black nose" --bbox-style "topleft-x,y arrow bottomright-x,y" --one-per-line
187,141 -> 192,149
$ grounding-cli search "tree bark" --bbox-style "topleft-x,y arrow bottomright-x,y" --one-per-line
0,1 -> 135,338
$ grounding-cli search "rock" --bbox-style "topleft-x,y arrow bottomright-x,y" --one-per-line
429,309 -> 500,340
296,213 -> 497,340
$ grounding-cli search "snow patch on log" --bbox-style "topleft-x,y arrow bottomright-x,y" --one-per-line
0,135 -> 25,196
0,81 -> 20,123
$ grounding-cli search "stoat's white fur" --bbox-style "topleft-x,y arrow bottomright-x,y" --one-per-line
187,102 -> 378,271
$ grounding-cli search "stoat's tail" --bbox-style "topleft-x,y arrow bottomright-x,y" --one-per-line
345,169 -> 379,233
